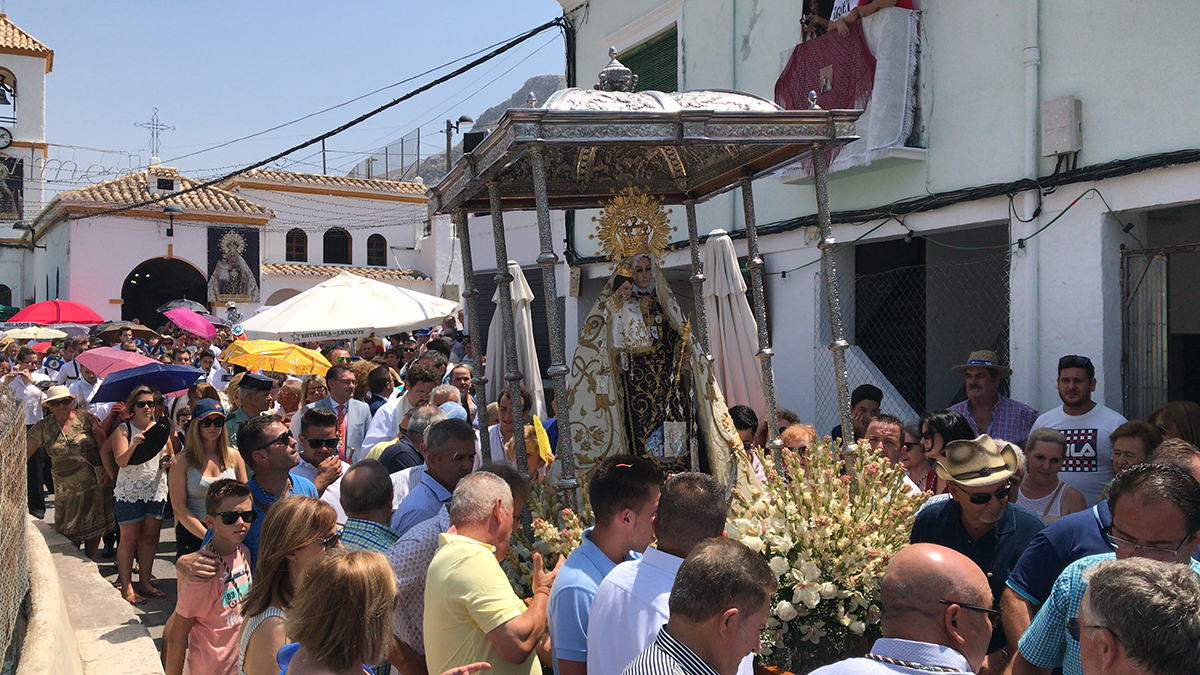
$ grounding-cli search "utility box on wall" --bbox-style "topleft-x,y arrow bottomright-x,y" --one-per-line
1042,95 -> 1083,156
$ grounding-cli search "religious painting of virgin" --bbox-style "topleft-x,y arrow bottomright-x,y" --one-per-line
207,226 -> 260,304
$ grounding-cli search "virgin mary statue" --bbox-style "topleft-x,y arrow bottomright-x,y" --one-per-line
566,188 -> 745,487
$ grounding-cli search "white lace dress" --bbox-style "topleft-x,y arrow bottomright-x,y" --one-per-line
113,420 -> 170,504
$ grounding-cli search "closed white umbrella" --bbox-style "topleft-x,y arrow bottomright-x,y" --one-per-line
484,261 -> 546,419
703,230 -> 767,417
238,272 -> 459,342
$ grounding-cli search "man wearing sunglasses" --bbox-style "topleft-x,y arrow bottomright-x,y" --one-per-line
1010,463 -> 1200,675
911,435 -> 1046,674
290,406 -> 350,524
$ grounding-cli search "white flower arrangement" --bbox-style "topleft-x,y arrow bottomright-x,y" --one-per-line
731,439 -> 922,672
503,478 -> 593,597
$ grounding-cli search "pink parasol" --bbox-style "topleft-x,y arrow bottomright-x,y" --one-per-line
163,307 -> 217,341
75,347 -> 158,379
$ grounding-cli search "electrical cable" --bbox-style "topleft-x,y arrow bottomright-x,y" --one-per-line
158,24 -> 555,166
66,16 -> 568,223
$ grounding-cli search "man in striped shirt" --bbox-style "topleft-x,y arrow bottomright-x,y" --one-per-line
621,538 -> 773,675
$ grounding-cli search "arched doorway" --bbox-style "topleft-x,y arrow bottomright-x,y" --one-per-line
265,288 -> 300,306
121,258 -> 208,328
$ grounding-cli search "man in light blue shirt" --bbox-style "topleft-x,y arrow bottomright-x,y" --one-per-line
809,543 -> 994,675
548,455 -> 663,675
1010,462 -> 1200,675
391,418 -> 477,534
587,473 -> 736,675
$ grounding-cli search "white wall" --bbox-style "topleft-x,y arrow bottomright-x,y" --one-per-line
554,0 -> 1200,420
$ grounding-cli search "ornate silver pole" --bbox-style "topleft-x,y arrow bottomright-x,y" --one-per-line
739,169 -> 783,472
455,210 -> 492,465
487,182 -> 531,477
811,144 -> 855,462
528,144 -> 578,508
684,200 -> 711,357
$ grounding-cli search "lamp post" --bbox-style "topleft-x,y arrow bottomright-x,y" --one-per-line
444,114 -> 474,175
164,203 -> 182,237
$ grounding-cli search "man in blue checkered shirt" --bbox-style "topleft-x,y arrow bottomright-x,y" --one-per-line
1009,462 -> 1200,675
948,350 -> 1038,448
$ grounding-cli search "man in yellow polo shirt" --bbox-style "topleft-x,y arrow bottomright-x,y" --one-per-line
425,472 -> 563,675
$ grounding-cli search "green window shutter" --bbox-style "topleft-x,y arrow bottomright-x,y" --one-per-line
619,26 -> 678,93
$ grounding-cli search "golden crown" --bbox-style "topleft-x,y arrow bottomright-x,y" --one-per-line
590,186 -> 674,272
219,230 -> 246,255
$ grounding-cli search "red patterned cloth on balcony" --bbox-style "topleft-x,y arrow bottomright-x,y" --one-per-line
775,20 -> 876,173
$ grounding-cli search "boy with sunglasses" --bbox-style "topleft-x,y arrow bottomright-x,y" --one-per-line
910,434 -> 1046,673
166,479 -> 254,675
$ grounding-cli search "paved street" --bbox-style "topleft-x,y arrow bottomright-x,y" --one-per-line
45,493 -> 177,653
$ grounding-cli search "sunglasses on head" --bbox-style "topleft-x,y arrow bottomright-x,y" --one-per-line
197,416 -> 225,428
961,482 -> 1012,504
210,510 -> 257,525
305,437 -> 339,449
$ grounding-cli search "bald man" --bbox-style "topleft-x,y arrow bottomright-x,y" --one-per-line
810,543 -> 996,675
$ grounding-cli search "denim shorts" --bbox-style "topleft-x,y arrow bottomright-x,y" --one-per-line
114,499 -> 168,526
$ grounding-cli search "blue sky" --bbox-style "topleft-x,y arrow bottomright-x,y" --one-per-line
11,0 -> 564,184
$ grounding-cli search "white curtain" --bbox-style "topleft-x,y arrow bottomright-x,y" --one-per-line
703,231 -> 767,417
484,261 -> 547,419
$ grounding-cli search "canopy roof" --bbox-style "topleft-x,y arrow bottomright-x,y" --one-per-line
428,52 -> 862,214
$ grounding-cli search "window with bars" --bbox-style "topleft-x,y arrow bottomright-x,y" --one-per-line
323,228 -> 352,264
286,228 -> 307,262
619,26 -> 679,93
367,234 -> 387,266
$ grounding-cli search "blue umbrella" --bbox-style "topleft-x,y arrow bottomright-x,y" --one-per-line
90,363 -> 206,403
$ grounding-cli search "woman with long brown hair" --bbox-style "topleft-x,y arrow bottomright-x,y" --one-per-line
168,399 -> 248,558
239,497 -> 340,675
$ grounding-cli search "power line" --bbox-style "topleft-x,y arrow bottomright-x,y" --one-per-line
67,16 -> 568,222
158,24 -> 557,166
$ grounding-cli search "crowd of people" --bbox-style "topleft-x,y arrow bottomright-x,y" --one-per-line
10,313 -> 1200,675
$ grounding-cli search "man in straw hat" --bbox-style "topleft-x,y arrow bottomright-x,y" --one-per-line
949,350 -> 1039,447
911,434 -> 1046,674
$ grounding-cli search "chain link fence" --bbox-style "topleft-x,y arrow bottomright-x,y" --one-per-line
813,251 -> 1011,436
0,393 -> 28,666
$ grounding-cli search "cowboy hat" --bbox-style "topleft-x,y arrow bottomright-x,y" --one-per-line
934,434 -> 1019,487
951,350 -> 1013,378
42,385 -> 74,406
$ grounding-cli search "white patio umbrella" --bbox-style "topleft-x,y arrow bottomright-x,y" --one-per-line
703,230 -> 766,417
238,272 -> 459,343
484,261 -> 546,419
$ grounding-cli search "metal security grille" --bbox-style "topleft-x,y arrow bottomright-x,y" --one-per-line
366,234 -> 388,266
620,26 -> 679,93
0,394 -> 29,662
285,228 -> 307,262
813,251 -> 1012,436
1122,248 -> 1170,421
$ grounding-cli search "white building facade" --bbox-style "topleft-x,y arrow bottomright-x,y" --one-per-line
476,0 -> 1200,429
27,166 -> 458,327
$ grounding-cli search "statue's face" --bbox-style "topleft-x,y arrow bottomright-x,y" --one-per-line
633,257 -> 653,290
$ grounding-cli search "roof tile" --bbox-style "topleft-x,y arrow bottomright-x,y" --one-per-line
262,263 -> 429,281
224,168 -> 427,196
55,166 -> 272,217
0,14 -> 53,70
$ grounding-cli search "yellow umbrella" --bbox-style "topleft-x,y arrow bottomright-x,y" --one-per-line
219,340 -> 332,376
